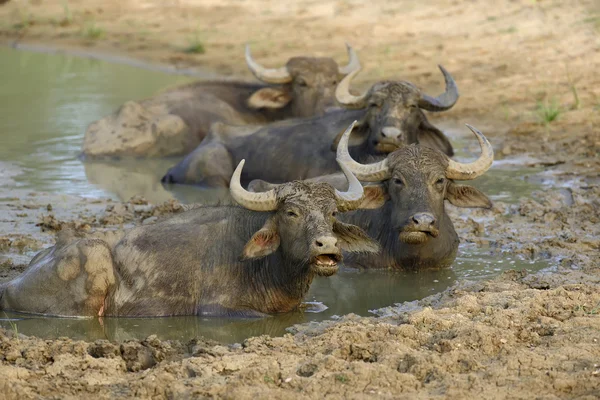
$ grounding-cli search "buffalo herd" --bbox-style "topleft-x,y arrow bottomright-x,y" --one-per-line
0,44 -> 494,317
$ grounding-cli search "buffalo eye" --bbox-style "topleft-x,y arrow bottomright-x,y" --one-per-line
435,177 -> 446,190
369,102 -> 381,109
296,78 -> 308,87
331,210 -> 338,217
332,79 -> 338,85
393,178 -> 404,186
286,210 -> 299,218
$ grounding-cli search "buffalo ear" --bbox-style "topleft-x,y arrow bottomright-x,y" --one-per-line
333,221 -> 380,254
330,122 -> 368,151
445,181 -> 492,208
241,218 -> 280,260
247,88 -> 292,110
417,119 -> 454,157
358,185 -> 388,209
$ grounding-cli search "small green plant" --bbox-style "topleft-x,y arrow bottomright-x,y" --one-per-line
582,15 -> 600,31
335,374 -> 349,383
499,26 -> 517,34
82,21 -> 104,40
183,31 -> 206,54
566,67 -> 581,110
575,303 -> 600,315
536,98 -> 561,124
263,375 -> 275,384
3,313 -> 20,341
13,7 -> 31,30
60,0 -> 72,26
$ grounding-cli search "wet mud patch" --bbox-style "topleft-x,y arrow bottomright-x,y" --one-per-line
1,269 -> 599,398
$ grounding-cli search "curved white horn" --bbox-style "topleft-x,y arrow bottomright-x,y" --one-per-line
334,159 -> 365,211
446,124 -> 494,180
336,121 -> 390,182
335,68 -> 368,108
245,44 -> 292,84
418,65 -> 460,112
338,43 -> 361,75
230,159 -> 278,211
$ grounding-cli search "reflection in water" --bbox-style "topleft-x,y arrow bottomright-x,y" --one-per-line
0,254 -> 548,344
0,49 -> 551,344
0,47 -> 192,198
83,159 -> 232,205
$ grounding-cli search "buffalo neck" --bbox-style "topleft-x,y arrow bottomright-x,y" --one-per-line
228,210 -> 315,313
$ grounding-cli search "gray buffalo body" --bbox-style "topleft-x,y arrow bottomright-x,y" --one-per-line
162,65 -> 459,187
0,173 -> 378,317
82,49 -> 357,159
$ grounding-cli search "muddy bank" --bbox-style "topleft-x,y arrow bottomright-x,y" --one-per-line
1,268 -> 599,399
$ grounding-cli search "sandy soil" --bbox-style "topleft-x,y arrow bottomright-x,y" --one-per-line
0,0 -> 599,398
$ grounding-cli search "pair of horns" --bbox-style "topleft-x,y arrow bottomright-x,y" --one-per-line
245,43 -> 360,84
229,159 -> 365,212
335,65 -> 459,111
336,121 -> 493,181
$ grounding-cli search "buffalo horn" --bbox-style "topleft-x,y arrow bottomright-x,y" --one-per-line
446,124 -> 494,180
334,159 -> 365,211
335,68 -> 368,108
245,45 -> 292,84
336,121 -> 390,181
338,43 -> 361,75
230,159 -> 278,211
418,65 -> 459,112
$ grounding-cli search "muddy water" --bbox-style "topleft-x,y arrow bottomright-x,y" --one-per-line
0,48 -> 550,343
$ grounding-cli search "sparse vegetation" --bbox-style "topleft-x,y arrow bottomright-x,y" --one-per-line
582,15 -> 600,31
60,0 -> 72,27
335,374 -> 349,383
183,31 -> 206,54
3,313 -> 20,341
13,6 -> 32,30
536,98 -> 561,124
566,67 -> 581,110
499,26 -> 518,34
82,21 -> 104,40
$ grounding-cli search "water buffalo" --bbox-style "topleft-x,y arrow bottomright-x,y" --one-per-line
0,160 -> 379,317
161,65 -> 459,186
81,44 -> 360,159
251,121 -> 494,270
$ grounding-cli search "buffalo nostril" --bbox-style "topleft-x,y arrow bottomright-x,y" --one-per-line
381,127 -> 402,139
314,236 -> 338,249
412,213 -> 436,226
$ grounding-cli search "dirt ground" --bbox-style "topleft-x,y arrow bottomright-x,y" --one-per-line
0,0 -> 599,398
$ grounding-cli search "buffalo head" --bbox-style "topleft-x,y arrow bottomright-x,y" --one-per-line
245,44 -> 360,117
336,121 -> 492,268
332,66 -> 459,156
229,158 -> 379,276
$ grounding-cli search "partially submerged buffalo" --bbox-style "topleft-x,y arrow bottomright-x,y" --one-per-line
161,65 -> 459,186
251,121 -> 494,270
81,44 -> 360,158
0,160 -> 379,317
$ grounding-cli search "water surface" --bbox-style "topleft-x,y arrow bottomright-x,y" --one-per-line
0,48 -> 550,343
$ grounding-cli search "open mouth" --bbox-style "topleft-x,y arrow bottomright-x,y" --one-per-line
311,254 -> 342,276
